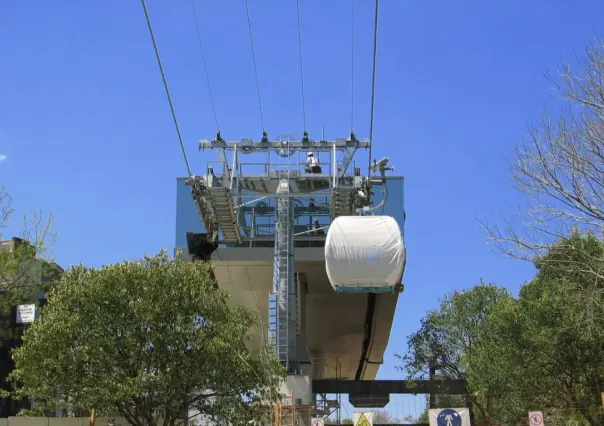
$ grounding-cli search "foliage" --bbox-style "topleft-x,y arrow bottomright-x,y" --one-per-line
474,231 -> 604,425
396,283 -> 514,424
474,35 -> 604,425
401,232 -> 604,425
372,410 -> 401,424
483,37 -> 604,271
415,408 -> 428,423
0,186 -> 57,414
9,252 -> 285,426
324,418 -> 350,424
0,185 -> 57,345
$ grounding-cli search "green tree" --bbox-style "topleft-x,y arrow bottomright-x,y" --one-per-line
396,283 -> 514,424
0,186 -> 57,415
9,252 -> 285,426
474,231 -> 604,425
0,186 -> 56,344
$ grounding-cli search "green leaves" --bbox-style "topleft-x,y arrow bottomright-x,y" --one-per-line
10,251 -> 284,426
398,283 -> 512,380
400,232 -> 604,425
0,185 -> 57,350
397,283 -> 512,424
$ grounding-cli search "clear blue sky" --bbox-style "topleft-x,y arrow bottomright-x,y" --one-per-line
1,0 -> 603,420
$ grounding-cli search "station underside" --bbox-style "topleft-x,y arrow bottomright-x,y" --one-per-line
210,247 -> 398,381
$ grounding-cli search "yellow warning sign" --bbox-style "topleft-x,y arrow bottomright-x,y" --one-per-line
355,412 -> 372,426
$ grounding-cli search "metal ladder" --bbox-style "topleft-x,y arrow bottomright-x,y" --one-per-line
208,186 -> 242,243
268,240 -> 289,365
268,292 -> 279,351
270,174 -> 298,373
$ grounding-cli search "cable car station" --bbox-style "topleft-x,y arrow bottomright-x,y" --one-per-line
178,131 -> 407,417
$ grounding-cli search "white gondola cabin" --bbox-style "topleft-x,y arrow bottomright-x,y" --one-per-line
325,216 -> 406,293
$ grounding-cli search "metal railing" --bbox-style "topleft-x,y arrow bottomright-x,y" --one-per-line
237,161 -> 334,178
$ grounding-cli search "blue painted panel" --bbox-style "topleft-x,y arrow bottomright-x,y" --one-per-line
174,176 -> 406,249
372,177 -> 406,239
175,178 -> 205,249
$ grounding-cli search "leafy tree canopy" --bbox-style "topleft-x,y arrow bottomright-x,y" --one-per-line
9,252 -> 285,426
401,232 -> 604,426
474,231 -> 604,425
0,185 -> 56,346
396,283 -> 513,424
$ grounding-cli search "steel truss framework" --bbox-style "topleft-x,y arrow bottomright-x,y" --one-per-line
186,133 -> 391,376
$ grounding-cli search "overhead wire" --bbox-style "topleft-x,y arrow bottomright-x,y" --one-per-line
140,0 -> 290,401
295,0 -> 307,132
141,0 -> 270,394
350,0 -> 356,131
244,0 -> 266,132
190,0 -> 220,130
140,0 -> 192,177
367,0 -> 380,178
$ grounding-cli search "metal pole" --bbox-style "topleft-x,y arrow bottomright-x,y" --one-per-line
231,144 -> 237,191
429,359 -> 436,409
233,196 -> 268,209
332,142 -> 337,188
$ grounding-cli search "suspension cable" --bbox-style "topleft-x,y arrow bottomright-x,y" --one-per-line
367,0 -> 379,178
244,0 -> 266,132
350,0 -> 356,131
140,0 -> 192,177
295,0 -> 307,132
190,0 -> 219,130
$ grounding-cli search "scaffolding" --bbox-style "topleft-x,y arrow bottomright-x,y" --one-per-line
274,392 -> 313,426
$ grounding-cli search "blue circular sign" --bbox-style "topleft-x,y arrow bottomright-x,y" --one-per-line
437,409 -> 462,426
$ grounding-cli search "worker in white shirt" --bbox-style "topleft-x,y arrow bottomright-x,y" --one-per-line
306,152 -> 322,174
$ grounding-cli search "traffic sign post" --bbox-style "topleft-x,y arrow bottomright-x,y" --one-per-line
528,411 -> 544,426
311,418 -> 324,426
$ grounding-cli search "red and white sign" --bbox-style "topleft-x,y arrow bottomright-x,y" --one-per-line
311,418 -> 324,426
529,411 -> 544,426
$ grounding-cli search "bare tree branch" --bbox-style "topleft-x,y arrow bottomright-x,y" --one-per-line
482,37 -> 604,275
0,186 -> 58,346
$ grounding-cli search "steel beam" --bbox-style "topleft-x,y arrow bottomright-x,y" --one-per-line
199,138 -> 370,151
312,379 -> 468,395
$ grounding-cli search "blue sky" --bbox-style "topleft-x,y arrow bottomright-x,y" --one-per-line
1,0 -> 603,420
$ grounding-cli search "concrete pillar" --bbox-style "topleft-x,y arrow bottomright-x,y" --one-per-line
296,274 -> 312,368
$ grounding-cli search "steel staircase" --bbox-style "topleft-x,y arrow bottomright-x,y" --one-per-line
208,186 -> 242,244
187,176 -> 219,241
